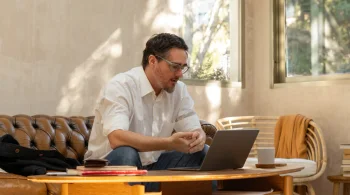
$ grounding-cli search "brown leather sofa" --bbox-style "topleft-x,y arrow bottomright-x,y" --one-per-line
0,114 -> 217,195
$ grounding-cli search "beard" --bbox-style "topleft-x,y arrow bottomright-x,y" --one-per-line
154,66 -> 176,94
164,85 -> 175,93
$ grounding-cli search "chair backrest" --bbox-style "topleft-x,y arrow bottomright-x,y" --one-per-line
216,116 -> 327,174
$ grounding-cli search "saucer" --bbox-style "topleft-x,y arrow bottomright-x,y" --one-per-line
255,163 -> 287,169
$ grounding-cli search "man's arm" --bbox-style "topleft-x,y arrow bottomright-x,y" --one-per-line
173,84 -> 206,153
108,130 -> 196,153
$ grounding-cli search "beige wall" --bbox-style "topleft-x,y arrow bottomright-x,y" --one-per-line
252,0 -> 349,194
0,0 -> 251,120
0,0 -> 341,193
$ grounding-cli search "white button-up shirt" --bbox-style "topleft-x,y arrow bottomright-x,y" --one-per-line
85,66 -> 201,165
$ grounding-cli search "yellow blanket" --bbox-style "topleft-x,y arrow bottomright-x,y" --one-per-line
274,114 -> 311,159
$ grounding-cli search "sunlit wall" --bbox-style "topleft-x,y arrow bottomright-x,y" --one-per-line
0,0 -> 251,124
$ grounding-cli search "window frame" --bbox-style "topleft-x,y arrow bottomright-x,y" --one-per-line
181,0 -> 245,88
272,0 -> 350,87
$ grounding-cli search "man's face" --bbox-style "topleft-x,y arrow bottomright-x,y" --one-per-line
153,48 -> 187,93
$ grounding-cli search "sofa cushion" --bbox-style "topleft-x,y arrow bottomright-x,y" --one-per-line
244,157 -> 317,178
0,172 -> 47,195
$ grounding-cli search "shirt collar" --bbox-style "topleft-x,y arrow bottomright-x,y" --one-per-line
136,66 -> 154,97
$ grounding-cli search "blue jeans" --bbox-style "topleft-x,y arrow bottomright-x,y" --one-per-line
105,145 -> 217,192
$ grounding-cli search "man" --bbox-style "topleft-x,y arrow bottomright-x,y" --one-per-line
85,33 -> 208,192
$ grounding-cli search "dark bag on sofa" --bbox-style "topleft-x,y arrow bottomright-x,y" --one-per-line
0,134 -> 81,176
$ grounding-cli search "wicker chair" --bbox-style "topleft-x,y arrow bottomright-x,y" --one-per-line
215,116 -> 327,195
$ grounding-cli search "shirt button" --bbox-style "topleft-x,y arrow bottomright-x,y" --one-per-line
15,149 -> 20,153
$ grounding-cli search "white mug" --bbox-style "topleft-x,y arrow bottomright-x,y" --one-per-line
257,147 -> 275,164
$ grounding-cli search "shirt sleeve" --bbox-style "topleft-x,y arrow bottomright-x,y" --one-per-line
97,79 -> 133,136
173,84 -> 201,132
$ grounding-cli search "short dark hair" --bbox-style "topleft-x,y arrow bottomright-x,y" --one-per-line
141,33 -> 188,69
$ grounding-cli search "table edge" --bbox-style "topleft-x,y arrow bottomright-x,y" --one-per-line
28,166 -> 303,183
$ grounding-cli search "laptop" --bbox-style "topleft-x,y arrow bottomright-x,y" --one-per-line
168,129 -> 259,171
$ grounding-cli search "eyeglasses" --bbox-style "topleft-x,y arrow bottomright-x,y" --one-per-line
155,55 -> 190,74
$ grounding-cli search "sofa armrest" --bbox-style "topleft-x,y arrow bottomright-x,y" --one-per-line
200,120 -> 217,146
0,173 -> 46,195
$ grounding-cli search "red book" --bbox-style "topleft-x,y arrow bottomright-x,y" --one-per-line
76,165 -> 137,171
66,169 -> 147,176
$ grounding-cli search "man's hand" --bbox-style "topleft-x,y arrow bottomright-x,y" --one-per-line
168,132 -> 196,153
188,129 -> 206,154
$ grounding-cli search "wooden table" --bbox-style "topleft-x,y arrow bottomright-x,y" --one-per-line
328,175 -> 350,195
28,165 -> 303,195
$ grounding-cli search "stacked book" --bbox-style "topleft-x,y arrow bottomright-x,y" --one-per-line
67,165 -> 147,176
340,144 -> 350,177
47,159 -> 147,176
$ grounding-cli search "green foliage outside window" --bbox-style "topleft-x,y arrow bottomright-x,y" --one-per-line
182,0 -> 230,81
285,0 -> 350,77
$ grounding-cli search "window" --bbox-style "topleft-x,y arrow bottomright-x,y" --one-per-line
181,0 -> 243,84
274,0 -> 350,83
